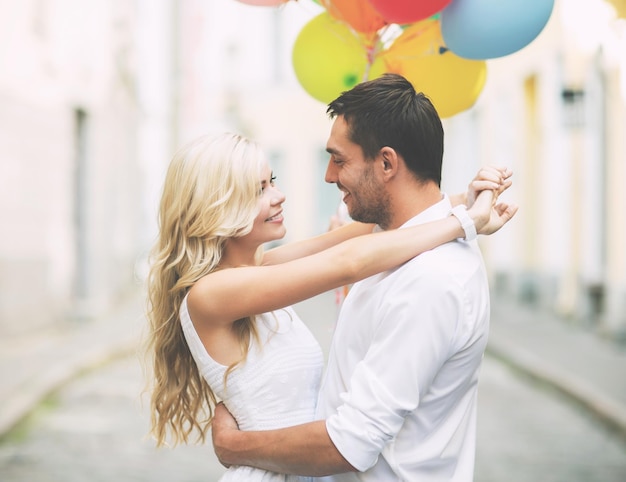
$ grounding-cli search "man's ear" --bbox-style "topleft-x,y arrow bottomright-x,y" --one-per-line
379,146 -> 399,181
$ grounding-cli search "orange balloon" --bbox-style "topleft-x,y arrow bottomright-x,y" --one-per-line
320,0 -> 387,34
379,20 -> 487,118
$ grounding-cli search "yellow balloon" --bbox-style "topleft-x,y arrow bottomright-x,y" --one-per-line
380,20 -> 487,118
292,12 -> 371,104
366,53 -> 388,81
606,0 -> 626,19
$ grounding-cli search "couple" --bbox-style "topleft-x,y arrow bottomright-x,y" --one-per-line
146,74 -> 518,481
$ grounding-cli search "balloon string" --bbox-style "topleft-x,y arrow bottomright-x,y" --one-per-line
322,16 -> 445,81
383,20 -> 446,60
363,23 -> 402,81
363,32 -> 383,81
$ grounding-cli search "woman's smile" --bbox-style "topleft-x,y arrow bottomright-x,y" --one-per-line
265,211 -> 283,223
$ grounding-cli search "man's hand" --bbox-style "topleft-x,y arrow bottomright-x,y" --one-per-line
212,402 -> 239,468
210,404 -> 354,476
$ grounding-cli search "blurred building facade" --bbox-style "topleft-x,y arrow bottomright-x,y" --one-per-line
0,0 -> 147,334
444,0 -> 626,338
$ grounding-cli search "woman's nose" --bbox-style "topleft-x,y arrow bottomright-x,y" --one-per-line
271,187 -> 286,205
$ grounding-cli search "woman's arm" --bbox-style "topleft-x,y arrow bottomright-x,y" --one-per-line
261,221 -> 374,266
267,166 -> 513,266
191,215 -> 465,327
190,191 -> 517,328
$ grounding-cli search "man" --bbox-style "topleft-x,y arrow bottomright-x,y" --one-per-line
212,73 -> 514,480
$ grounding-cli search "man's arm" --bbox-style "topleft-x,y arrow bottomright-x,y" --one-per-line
212,403 -> 357,477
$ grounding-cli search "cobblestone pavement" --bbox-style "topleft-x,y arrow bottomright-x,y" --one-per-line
475,357 -> 626,482
0,354 -> 227,482
1,292 -> 625,481
1,351 -> 625,482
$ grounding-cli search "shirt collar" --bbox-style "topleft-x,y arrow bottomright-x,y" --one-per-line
373,192 -> 452,232
402,192 -> 452,228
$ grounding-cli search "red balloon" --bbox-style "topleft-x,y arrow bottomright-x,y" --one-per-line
369,0 -> 451,24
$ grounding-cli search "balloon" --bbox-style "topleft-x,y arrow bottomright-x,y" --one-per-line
320,0 -> 387,34
235,0 -> 288,5
369,0 -> 451,24
608,0 -> 626,19
441,0 -> 555,59
379,20 -> 486,118
366,54 -> 388,81
292,13 -> 372,103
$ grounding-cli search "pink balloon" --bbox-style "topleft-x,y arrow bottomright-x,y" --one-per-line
235,0 -> 288,6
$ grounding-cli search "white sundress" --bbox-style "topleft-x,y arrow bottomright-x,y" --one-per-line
180,296 -> 324,482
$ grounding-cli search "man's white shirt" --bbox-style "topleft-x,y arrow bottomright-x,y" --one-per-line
316,195 -> 490,482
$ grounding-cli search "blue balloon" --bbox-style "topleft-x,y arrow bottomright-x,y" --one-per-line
441,0 -> 555,59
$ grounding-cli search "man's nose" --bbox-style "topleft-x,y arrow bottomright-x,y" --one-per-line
325,162 -> 336,184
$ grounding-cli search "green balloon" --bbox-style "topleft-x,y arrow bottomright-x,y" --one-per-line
292,12 -> 369,103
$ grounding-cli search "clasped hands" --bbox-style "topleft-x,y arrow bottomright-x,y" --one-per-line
462,165 -> 518,235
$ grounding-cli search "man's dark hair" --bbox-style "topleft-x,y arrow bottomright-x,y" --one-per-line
327,73 -> 444,186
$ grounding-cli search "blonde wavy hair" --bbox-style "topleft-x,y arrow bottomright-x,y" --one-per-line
146,132 -> 264,447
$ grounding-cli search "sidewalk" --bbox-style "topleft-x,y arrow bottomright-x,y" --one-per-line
1,291 -> 625,442
487,296 -> 626,440
0,292 -> 145,438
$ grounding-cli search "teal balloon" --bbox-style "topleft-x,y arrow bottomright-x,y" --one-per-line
441,0 -> 555,60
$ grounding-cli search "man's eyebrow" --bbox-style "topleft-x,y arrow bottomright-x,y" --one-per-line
326,146 -> 340,155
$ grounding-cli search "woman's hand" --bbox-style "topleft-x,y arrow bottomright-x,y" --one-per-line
455,165 -> 516,236
449,165 -> 512,209
468,189 -> 518,236
466,166 -> 513,208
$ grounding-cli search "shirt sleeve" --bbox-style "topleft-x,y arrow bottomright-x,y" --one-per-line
325,267 -> 464,472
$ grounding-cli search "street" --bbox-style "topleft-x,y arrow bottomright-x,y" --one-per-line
1,353 -> 625,481
1,293 -> 625,481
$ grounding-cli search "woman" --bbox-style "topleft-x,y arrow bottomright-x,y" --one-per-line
145,132 -> 514,481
